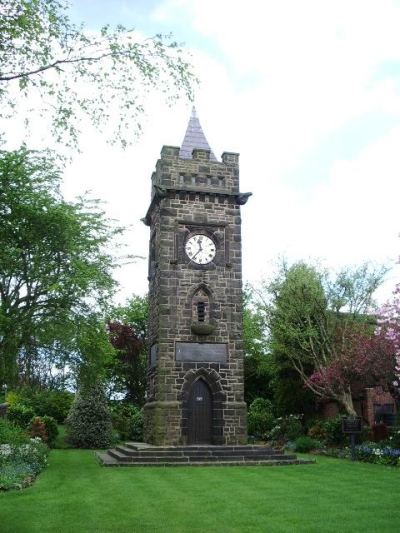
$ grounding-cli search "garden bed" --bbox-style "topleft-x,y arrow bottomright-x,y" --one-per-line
0,438 -> 49,491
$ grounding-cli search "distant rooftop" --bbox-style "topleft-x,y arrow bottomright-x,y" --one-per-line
179,106 -> 217,161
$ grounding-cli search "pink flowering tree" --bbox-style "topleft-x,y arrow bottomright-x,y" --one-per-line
306,327 -> 396,415
377,285 -> 400,398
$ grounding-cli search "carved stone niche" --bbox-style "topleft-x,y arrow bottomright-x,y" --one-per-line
191,286 -> 216,336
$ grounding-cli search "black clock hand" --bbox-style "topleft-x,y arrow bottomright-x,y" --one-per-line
192,243 -> 201,260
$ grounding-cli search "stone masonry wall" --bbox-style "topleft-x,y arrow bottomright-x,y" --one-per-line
144,146 -> 247,445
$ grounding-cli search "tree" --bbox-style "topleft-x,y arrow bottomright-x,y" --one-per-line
307,327 -> 395,409
265,263 -> 326,417
0,147 -> 121,386
0,0 -> 196,147
71,314 -> 116,389
263,261 -> 389,415
66,380 -> 113,448
107,295 -> 148,405
378,285 -> 400,398
242,287 -> 274,404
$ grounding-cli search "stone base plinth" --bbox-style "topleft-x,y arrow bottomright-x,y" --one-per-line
223,401 -> 247,444
144,400 -> 182,445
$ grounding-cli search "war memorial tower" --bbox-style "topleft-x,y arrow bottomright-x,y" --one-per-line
142,108 -> 251,445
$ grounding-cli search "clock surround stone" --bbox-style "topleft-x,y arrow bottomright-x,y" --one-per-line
142,112 -> 251,446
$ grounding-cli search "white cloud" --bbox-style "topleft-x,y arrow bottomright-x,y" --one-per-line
5,0 -> 400,303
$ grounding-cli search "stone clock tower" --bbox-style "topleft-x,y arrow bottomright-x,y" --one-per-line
142,108 -> 251,445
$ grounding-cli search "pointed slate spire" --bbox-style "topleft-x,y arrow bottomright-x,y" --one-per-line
179,106 -> 217,161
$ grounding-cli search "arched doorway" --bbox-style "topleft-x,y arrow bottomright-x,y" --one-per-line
188,378 -> 212,444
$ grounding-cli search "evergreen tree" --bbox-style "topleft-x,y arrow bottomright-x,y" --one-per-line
66,381 -> 112,449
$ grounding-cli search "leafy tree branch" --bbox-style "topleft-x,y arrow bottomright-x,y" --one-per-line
0,0 -> 198,148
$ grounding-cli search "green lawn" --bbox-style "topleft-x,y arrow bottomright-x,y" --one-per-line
1,451 -> 399,533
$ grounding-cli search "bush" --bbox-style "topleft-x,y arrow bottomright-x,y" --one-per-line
247,398 -> 275,439
32,390 -> 74,423
7,404 -> 35,429
6,388 -> 74,423
66,382 -> 113,449
111,403 -> 139,440
0,419 -> 29,446
8,388 -> 74,423
41,416 -> 59,446
269,414 -> 303,443
388,427 -> 400,448
322,416 -> 346,446
294,435 -> 321,452
28,415 -> 60,447
129,409 -> 144,442
28,417 -> 48,442
110,403 -> 144,442
308,420 -> 326,441
5,390 -> 23,406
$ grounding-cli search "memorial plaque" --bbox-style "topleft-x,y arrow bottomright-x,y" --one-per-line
342,416 -> 362,434
176,342 -> 227,362
150,344 -> 157,367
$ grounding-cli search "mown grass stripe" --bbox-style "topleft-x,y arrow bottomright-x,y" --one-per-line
0,450 -> 399,532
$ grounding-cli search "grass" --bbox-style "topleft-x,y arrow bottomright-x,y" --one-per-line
53,424 -> 73,449
1,451 -> 399,533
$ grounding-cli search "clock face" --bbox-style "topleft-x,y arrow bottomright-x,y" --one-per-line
185,234 -> 216,265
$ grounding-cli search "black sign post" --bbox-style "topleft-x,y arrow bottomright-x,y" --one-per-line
342,416 -> 362,461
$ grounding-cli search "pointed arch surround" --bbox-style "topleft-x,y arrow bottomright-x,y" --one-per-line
188,283 -> 214,325
180,367 -> 225,444
192,287 -> 211,325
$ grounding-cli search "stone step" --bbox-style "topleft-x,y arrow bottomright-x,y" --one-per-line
108,450 -> 191,463
183,454 -> 294,462
103,449 -> 304,465
116,446 -> 282,458
115,446 -> 186,457
125,443 -> 280,453
96,452 -> 314,468
97,442 -> 315,468
109,451 -> 294,463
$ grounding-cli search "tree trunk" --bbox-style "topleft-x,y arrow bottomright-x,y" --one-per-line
0,334 -> 20,388
339,388 -> 357,416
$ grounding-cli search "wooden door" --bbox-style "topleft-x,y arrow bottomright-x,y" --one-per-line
188,379 -> 212,444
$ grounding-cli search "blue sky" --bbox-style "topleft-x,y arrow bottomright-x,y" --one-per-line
9,1 -> 400,302
63,0 -> 400,303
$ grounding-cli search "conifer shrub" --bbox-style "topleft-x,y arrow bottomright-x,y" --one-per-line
66,382 -> 113,448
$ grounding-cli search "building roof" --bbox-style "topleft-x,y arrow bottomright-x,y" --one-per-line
179,106 -> 217,161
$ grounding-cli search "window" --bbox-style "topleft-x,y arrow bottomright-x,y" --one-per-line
197,302 -> 206,322
192,287 -> 210,324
